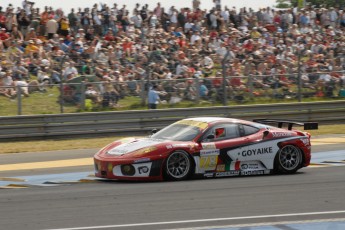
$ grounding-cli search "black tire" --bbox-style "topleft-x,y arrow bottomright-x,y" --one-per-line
275,145 -> 302,174
164,150 -> 194,181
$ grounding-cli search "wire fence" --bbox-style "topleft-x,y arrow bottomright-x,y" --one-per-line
1,69 -> 345,116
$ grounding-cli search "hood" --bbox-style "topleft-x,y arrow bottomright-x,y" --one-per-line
106,138 -> 167,156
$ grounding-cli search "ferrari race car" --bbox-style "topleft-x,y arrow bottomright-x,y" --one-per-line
94,117 -> 318,181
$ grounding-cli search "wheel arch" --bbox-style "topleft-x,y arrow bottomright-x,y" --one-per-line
274,142 -> 304,174
162,149 -> 196,181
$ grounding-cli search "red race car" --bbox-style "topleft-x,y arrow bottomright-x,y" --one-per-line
94,117 -> 318,181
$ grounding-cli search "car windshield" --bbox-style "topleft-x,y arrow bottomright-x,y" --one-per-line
151,124 -> 203,141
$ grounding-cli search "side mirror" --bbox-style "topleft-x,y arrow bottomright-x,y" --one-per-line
151,129 -> 158,134
263,130 -> 269,139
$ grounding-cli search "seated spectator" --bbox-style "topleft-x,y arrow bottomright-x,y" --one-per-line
62,62 -> 78,80
0,71 -> 12,98
85,84 -> 101,104
1,69 -> 16,98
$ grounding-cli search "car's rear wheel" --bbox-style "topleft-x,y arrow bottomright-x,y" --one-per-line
164,150 -> 193,181
275,145 -> 302,174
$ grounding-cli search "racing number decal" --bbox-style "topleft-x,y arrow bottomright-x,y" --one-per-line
200,155 -> 218,171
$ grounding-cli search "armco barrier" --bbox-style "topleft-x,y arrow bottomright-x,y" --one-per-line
0,101 -> 344,140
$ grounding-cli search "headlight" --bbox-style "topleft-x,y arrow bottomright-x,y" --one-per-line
121,164 -> 135,176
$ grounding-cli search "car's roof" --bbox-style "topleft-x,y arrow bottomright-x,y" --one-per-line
183,117 -> 268,129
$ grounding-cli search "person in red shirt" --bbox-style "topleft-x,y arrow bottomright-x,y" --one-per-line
0,28 -> 10,48
104,29 -> 115,41
122,38 -> 133,56
209,28 -> 218,39
0,12 -> 6,28
243,39 -> 254,53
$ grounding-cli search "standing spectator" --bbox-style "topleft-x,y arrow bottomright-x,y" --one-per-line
40,7 -> 49,36
213,0 -> 221,11
46,16 -> 58,39
5,8 -> 17,32
17,9 -> 31,35
329,7 -> 338,28
209,10 -> 218,29
148,85 -> 160,109
68,8 -> 78,33
58,16 -> 70,37
192,0 -> 201,11
131,10 -> 143,29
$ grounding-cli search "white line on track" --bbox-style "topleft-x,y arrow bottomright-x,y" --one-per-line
44,210 -> 345,230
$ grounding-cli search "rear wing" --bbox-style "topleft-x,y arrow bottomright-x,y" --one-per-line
253,119 -> 318,130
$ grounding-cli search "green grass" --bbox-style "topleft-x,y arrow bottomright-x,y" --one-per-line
0,85 -> 344,116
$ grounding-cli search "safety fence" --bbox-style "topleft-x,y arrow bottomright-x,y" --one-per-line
0,101 -> 344,140
1,70 -> 345,116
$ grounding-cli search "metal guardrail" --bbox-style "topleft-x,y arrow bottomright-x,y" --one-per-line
0,101 -> 344,140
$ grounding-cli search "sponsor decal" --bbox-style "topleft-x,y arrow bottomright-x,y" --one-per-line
241,163 -> 260,170
199,155 -> 218,171
131,147 -> 157,157
216,164 -> 225,172
201,143 -> 216,149
166,144 -> 193,149
176,120 -> 209,129
239,147 -> 273,157
215,171 -> 240,177
240,170 -> 270,176
204,173 -> 214,178
272,132 -> 293,137
227,136 -> 303,170
138,166 -> 149,174
200,149 -> 220,156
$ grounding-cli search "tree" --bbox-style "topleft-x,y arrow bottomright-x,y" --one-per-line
289,0 -> 344,8
275,0 -> 291,8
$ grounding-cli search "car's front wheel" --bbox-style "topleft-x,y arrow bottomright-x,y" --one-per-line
275,145 -> 302,174
164,150 -> 193,181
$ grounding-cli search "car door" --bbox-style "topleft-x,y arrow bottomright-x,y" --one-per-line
195,122 -> 269,175
195,123 -> 250,174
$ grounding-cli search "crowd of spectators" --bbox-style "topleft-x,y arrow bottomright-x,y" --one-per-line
0,0 -> 345,107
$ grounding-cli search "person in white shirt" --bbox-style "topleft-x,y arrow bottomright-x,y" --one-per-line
131,11 -> 143,28
329,7 -> 338,28
46,17 -> 58,39
63,62 -> 78,80
221,7 -> 230,25
184,18 -> 194,33
190,31 -> 201,45
202,56 -> 214,70
209,11 -> 218,29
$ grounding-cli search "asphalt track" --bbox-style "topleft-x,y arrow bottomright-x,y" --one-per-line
0,136 -> 344,230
